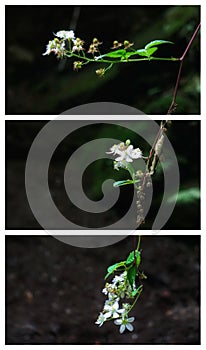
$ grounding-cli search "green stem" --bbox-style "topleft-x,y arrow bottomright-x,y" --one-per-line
127,285 -> 143,314
66,52 -> 178,64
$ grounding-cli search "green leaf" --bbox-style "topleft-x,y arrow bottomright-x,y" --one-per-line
113,179 -> 140,187
145,47 -> 158,57
124,51 -> 142,59
135,49 -> 148,57
167,187 -> 200,205
126,250 -> 141,267
127,265 -> 137,288
134,47 -> 158,58
145,40 -> 173,50
104,49 -> 126,59
105,261 -> 125,279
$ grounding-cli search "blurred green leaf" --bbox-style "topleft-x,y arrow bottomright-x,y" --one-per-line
167,187 -> 200,205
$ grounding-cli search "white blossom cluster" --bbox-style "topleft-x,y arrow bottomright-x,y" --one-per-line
106,140 -> 142,170
95,271 -> 135,334
43,30 -> 80,57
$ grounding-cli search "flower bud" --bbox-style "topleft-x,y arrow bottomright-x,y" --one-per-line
96,68 -> 105,77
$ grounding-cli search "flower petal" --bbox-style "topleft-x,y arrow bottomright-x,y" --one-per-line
120,324 -> 126,334
114,319 -> 122,325
104,311 -> 111,319
126,323 -> 134,332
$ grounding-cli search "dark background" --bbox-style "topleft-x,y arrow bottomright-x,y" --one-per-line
6,5 -> 200,114
6,235 -> 200,344
6,120 -> 200,230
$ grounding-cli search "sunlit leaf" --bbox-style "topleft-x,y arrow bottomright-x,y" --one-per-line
105,261 -> 125,279
126,250 -> 141,267
133,47 -> 158,58
104,49 -> 126,58
124,51 -> 142,59
145,40 -> 173,50
135,49 -> 148,57
146,47 -> 158,56
113,179 -> 140,187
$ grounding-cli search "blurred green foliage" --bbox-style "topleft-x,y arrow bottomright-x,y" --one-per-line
6,5 -> 200,114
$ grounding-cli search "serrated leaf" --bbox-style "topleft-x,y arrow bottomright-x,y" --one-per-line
145,40 -> 173,50
126,250 -> 141,267
104,49 -> 126,59
105,261 -> 125,279
127,265 -> 137,288
113,179 -> 140,187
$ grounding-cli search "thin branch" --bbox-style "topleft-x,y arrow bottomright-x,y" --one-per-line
167,22 -> 201,115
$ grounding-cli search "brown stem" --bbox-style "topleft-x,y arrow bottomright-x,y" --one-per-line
167,22 -> 201,115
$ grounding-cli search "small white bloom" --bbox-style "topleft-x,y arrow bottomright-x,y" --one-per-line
115,145 -> 142,163
106,144 -> 122,156
114,316 -> 135,333
54,30 -> 75,40
42,40 -> 66,57
42,40 -> 56,55
127,145 -> 142,159
102,287 -> 108,295
104,300 -> 124,319
72,38 -> 84,52
112,273 -> 125,285
95,312 -> 106,327
106,142 -> 142,164
107,292 -> 119,301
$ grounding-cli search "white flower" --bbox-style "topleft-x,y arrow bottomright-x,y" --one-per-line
106,144 -> 123,156
107,292 -> 119,301
72,38 -> 84,52
95,312 -> 106,327
112,273 -> 125,285
54,30 -> 75,40
42,40 -> 56,55
114,316 -> 135,333
42,40 -> 66,57
106,142 -> 142,164
115,145 -> 142,163
104,300 -> 124,319
102,287 -> 108,295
